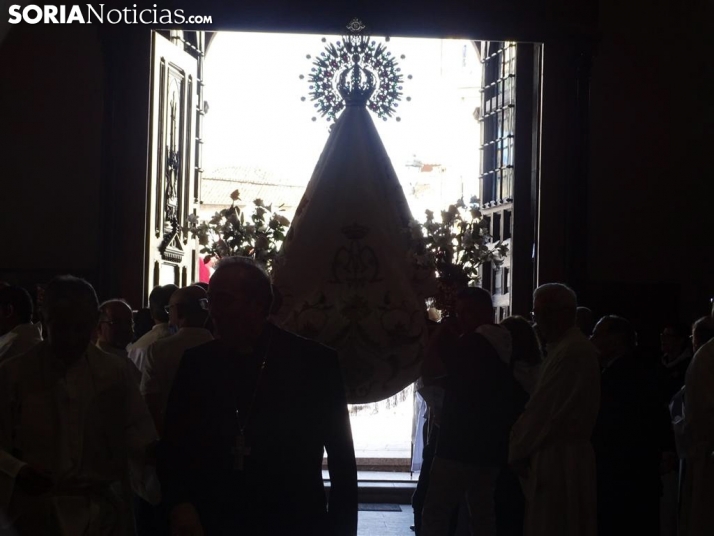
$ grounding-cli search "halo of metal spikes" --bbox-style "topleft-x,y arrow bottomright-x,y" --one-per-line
299,18 -> 412,124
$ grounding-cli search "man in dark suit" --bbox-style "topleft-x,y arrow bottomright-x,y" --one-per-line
590,315 -> 664,536
421,288 -> 522,536
158,257 -> 357,536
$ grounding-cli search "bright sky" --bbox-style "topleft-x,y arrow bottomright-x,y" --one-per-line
202,31 -> 482,216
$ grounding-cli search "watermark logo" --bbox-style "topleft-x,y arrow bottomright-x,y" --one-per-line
8,4 -> 212,24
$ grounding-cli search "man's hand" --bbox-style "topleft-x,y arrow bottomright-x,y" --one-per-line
170,503 -> 204,536
15,465 -> 53,495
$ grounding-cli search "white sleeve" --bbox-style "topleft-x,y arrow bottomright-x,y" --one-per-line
140,345 -> 161,397
128,346 -> 147,374
509,352 -> 575,462
124,362 -> 161,504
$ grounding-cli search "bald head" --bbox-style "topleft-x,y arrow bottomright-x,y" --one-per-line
534,284 -> 577,311
42,275 -> 99,361
168,285 -> 207,329
208,257 -> 273,343
169,286 -> 207,313
533,283 -> 578,343
98,299 -> 134,349
99,299 -> 132,321
211,257 -> 273,314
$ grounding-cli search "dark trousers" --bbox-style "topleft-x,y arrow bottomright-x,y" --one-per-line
494,467 -> 525,536
134,495 -> 169,536
598,473 -> 660,536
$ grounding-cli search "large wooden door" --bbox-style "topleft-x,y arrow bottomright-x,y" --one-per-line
145,31 -> 199,298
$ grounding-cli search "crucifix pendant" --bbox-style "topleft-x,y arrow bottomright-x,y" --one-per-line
233,433 -> 251,471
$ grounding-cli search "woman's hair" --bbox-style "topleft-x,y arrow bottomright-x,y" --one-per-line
501,315 -> 542,366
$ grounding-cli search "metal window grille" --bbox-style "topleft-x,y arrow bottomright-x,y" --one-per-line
480,42 -> 516,204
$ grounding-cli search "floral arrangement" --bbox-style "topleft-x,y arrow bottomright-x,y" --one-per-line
409,196 -> 508,312
187,193 -> 508,312
185,190 -> 290,272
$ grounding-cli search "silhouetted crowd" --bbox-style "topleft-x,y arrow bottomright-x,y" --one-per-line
412,284 -> 714,536
0,258 -> 356,536
0,267 -> 713,536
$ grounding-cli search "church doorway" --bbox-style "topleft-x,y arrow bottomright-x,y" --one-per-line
145,28 -> 541,478
198,30 -> 481,474
199,31 -> 482,228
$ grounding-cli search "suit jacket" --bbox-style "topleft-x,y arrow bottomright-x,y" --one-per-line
436,330 -> 524,466
158,323 -> 357,536
592,352 -> 663,491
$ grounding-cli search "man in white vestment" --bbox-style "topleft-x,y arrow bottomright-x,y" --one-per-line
684,335 -> 714,535
0,285 -> 42,363
141,285 -> 213,436
509,283 -> 600,536
128,285 -> 177,373
0,275 -> 157,535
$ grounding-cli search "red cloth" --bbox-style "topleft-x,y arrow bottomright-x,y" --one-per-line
199,258 -> 211,283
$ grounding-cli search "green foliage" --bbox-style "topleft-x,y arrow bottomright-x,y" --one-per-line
185,190 -> 291,272
186,193 -> 508,301
409,196 -> 509,304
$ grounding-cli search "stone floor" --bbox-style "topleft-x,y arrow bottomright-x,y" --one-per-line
343,391 -> 420,534
356,499 -> 472,536
322,470 -> 419,481
358,506 -> 414,536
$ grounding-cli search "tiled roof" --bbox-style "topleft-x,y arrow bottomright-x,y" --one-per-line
200,166 -> 307,217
